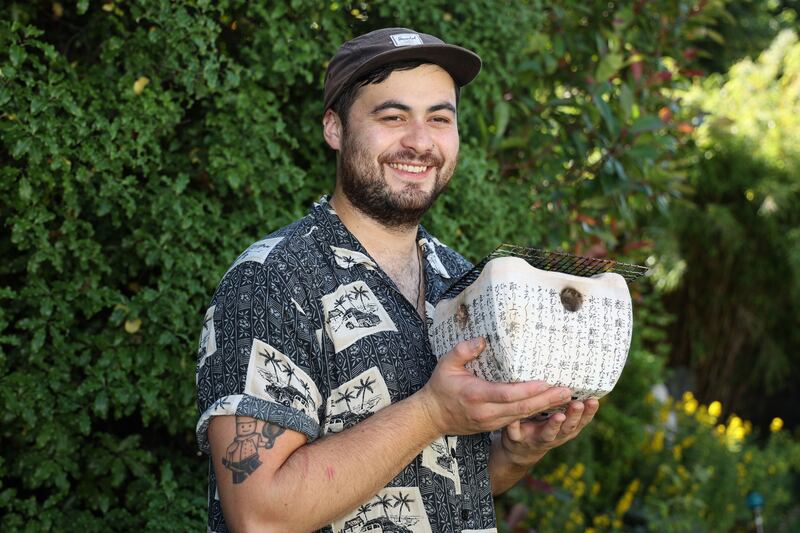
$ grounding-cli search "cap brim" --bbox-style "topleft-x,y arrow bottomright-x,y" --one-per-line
326,44 -> 481,111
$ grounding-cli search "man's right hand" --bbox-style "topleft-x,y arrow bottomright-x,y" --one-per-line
418,337 -> 572,436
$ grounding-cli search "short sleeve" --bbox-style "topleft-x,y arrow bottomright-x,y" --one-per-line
195,257 -> 324,454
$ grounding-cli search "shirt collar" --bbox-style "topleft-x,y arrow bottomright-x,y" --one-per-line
309,196 -> 451,282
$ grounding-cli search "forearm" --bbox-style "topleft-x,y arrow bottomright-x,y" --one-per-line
255,391 -> 440,531
488,430 -> 546,496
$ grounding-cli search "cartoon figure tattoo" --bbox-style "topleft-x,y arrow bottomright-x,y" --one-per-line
222,416 -> 285,483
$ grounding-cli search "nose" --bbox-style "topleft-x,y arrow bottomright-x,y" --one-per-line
400,120 -> 434,154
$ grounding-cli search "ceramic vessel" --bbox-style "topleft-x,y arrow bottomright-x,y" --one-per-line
430,256 -> 633,401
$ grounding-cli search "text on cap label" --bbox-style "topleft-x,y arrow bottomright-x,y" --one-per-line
390,33 -> 424,47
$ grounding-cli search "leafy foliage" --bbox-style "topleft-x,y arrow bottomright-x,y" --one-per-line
663,30 -> 800,429
0,1 -> 795,530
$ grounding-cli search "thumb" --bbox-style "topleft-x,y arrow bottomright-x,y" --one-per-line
445,337 -> 485,366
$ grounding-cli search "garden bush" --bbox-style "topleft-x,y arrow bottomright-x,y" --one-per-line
2,1 -> 794,530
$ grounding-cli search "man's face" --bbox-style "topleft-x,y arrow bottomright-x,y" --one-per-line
335,64 -> 459,229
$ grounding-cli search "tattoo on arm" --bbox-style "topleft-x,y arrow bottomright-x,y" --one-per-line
221,416 -> 287,484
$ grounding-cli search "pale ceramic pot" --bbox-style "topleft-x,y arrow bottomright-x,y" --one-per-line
430,256 -> 633,405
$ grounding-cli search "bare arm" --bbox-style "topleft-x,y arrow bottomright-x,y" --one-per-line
209,338 -> 572,532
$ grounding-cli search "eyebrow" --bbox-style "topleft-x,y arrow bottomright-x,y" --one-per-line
369,100 -> 456,115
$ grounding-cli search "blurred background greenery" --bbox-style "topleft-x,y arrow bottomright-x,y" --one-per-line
1,1 -> 798,531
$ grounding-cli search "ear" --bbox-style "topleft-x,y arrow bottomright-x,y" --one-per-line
322,109 -> 343,151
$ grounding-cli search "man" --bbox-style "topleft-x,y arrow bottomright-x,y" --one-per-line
196,28 -> 599,532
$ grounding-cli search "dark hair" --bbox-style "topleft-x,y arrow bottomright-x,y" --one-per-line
330,60 -> 461,129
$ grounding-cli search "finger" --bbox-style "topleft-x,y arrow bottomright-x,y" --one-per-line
475,380 -> 551,404
558,401 -> 585,435
444,337 -> 485,366
506,420 -> 523,442
576,399 -> 600,430
538,412 -> 566,442
479,387 -> 571,426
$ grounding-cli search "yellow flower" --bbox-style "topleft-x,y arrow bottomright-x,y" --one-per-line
684,397 -> 698,415
572,462 -> 586,479
770,417 -> 784,432
573,480 -> 586,498
673,445 -> 683,461
708,401 -> 722,417
124,317 -> 142,333
651,430 -> 664,452
591,481 -> 601,496
682,390 -> 695,403
595,514 -> 610,527
728,425 -> 746,442
716,424 -> 726,436
133,76 -> 150,95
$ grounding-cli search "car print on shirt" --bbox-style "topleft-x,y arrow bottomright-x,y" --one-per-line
333,487 -> 432,533
324,367 -> 392,435
322,281 -> 398,352
243,339 -> 322,423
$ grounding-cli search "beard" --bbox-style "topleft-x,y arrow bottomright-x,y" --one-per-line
337,130 -> 456,230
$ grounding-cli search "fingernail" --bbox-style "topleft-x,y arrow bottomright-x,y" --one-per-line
471,337 -> 483,349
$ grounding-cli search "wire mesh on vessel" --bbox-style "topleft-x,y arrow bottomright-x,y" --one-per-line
441,244 -> 649,300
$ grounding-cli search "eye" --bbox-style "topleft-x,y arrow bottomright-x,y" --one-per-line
380,115 -> 404,122
431,116 -> 453,124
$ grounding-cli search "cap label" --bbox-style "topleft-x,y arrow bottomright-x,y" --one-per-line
390,33 -> 423,47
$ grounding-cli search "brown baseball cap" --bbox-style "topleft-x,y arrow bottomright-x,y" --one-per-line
323,27 -> 482,111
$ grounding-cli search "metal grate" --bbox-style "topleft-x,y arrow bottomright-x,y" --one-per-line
441,244 -> 649,300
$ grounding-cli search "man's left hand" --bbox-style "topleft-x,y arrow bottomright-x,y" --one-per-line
500,399 -> 600,466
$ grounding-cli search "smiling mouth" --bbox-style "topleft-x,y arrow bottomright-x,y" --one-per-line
387,162 -> 430,174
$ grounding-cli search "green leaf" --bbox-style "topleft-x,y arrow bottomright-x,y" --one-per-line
620,83 -> 634,121
630,115 -> 664,134
493,100 -> 510,141
9,45 -> 26,67
595,53 -> 624,81
593,92 -> 619,138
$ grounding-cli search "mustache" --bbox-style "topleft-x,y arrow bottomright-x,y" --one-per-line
378,149 -> 443,168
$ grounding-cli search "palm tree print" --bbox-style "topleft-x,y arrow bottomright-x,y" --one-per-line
336,387 -> 355,411
393,491 -> 414,521
356,503 -> 373,521
349,285 -> 370,309
280,361 -> 297,388
354,376 -> 376,409
372,493 -> 393,518
261,347 -> 280,378
334,295 -> 348,313
299,380 -> 314,407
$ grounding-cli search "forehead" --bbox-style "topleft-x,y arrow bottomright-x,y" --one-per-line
353,64 -> 457,110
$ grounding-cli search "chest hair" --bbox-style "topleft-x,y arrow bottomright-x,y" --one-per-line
375,252 -> 424,312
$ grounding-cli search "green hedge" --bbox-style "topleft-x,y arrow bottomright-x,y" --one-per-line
1,1 -> 745,530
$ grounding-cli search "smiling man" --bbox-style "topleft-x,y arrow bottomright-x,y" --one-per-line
196,28 -> 599,533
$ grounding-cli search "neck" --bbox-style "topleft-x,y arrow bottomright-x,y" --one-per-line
329,191 -> 425,316
329,191 -> 419,261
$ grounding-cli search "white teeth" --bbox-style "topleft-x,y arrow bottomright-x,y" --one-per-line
388,163 -> 427,173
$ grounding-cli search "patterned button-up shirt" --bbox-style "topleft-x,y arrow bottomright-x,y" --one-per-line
196,197 -> 497,533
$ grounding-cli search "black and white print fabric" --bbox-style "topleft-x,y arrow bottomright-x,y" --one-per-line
196,197 -> 498,533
